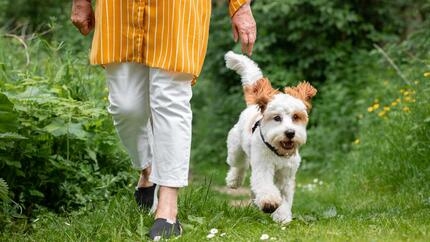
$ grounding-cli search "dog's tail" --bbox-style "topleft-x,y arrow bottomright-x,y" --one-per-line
225,51 -> 263,86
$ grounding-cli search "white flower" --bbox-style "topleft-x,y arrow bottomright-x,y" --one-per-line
260,234 -> 270,240
281,226 -> 286,230
65,222 -> 71,226
153,236 -> 162,241
319,181 -> 323,185
207,233 -> 216,239
220,233 -> 226,237
210,228 -> 219,234
313,178 -> 318,183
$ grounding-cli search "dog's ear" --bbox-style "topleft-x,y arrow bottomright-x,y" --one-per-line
243,78 -> 278,112
284,81 -> 317,111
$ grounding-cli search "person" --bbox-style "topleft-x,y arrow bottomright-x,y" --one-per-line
71,0 -> 256,239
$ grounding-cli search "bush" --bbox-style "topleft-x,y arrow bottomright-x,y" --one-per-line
0,34 -> 133,222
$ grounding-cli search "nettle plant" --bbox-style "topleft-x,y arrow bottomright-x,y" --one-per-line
0,81 -> 132,215
0,37 -> 133,216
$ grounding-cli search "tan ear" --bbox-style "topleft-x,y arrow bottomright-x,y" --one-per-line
284,81 -> 317,111
243,78 -> 279,112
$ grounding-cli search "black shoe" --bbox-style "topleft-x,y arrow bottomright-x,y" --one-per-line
134,184 -> 157,209
148,218 -> 182,240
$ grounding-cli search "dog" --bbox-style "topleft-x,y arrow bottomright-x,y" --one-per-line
224,51 -> 317,223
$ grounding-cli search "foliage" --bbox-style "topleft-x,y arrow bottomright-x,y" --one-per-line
0,0 -> 70,34
0,35 -> 134,224
0,178 -> 8,202
206,0 -> 429,85
331,27 -> 430,200
192,0 -> 430,170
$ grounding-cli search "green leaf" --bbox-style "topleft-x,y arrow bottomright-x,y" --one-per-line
5,159 -> 22,168
43,119 -> 67,137
0,178 -> 9,201
0,132 -> 27,140
29,189 -> 45,198
0,93 -> 18,132
86,148 -> 97,162
68,122 -> 88,140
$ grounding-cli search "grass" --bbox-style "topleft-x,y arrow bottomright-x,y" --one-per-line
2,166 -> 429,242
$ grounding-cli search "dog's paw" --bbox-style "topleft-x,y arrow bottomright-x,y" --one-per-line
226,178 -> 241,189
255,194 -> 282,213
271,207 -> 292,224
225,168 -> 244,189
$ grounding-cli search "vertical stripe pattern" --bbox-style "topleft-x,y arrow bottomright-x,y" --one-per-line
92,0 -> 243,84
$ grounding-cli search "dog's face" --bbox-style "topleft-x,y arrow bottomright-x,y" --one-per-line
245,79 -> 317,156
260,94 -> 309,156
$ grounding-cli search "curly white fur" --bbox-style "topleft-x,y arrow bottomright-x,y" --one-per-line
224,51 -> 311,224
225,51 -> 263,86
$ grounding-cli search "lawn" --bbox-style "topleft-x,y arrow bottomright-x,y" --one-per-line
3,162 -> 429,241
1,1 -> 429,241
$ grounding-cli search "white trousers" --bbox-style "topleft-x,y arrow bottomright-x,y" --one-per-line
105,63 -> 193,187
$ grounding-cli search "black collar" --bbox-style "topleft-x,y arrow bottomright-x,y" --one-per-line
252,120 -> 284,157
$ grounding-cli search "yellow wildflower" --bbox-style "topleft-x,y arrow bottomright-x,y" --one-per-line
383,106 -> 390,112
353,139 -> 360,145
372,103 -> 380,110
391,101 -> 398,107
424,72 -> 430,77
403,107 -> 410,112
367,107 -> 374,112
378,111 -> 386,117
396,98 -> 401,103
404,96 -> 412,102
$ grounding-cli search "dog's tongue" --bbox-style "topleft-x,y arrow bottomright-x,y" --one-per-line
280,141 -> 294,150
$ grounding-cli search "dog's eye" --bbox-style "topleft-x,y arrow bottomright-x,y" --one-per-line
273,115 -> 282,122
292,114 -> 300,121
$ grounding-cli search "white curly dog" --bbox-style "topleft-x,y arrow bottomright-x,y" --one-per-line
224,51 -> 317,223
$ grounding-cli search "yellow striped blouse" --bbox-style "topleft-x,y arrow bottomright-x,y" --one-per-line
90,0 -> 248,84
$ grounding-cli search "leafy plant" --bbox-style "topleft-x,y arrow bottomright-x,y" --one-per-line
0,34 -> 134,217
0,178 -> 9,202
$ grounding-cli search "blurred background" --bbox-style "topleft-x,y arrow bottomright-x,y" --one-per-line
0,0 -> 429,239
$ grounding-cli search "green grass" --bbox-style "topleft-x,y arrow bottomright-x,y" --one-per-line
2,167 -> 428,242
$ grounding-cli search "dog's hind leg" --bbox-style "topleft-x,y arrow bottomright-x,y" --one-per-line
225,126 -> 248,189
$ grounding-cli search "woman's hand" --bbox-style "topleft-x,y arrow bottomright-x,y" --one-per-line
231,2 -> 257,56
71,0 -> 95,36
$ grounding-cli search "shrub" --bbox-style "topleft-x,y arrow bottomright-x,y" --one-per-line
0,34 -> 133,221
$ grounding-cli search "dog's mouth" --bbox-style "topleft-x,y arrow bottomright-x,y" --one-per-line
280,140 -> 295,150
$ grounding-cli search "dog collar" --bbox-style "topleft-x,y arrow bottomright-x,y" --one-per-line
252,120 -> 284,157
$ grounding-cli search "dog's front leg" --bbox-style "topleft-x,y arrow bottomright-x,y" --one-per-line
272,176 -> 295,223
272,165 -> 299,223
250,161 -> 282,213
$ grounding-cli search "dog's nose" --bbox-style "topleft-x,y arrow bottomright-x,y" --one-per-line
285,130 -> 295,139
